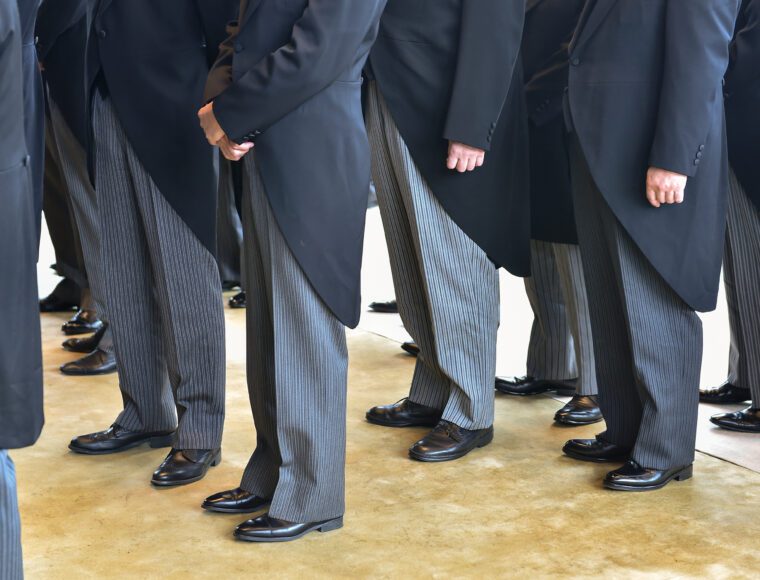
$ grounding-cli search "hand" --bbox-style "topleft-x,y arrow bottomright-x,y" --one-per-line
218,135 -> 254,162
198,102 -> 225,145
646,167 -> 688,208
446,141 -> 485,173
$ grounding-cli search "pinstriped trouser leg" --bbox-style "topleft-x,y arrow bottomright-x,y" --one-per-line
571,137 -> 701,470
553,243 -> 598,396
0,450 -> 22,580
524,240 -> 576,382
724,169 -> 760,403
48,97 -> 114,354
93,94 -> 226,450
240,158 -> 348,522
366,82 -> 499,431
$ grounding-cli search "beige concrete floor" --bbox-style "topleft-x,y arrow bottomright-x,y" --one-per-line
12,304 -> 760,579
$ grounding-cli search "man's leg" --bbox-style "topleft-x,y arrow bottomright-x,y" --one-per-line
0,450 -> 23,580
525,240 -> 577,382
242,159 -> 348,522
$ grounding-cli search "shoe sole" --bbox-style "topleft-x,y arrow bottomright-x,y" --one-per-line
202,502 -> 271,515
408,430 -> 494,463
562,448 -> 629,463
554,416 -> 604,427
603,465 -> 693,492
151,451 -> 222,488
60,366 -> 117,376
708,421 -> 760,434
365,415 -> 441,429
496,386 -> 576,397
234,517 -> 343,543
62,327 -> 104,336
62,345 -> 95,354
400,345 -> 419,357
68,433 -> 174,456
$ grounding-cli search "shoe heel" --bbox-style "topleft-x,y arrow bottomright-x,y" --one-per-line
477,429 -> 495,448
211,450 -> 222,467
675,465 -> 693,482
149,434 -> 173,448
318,517 -> 343,533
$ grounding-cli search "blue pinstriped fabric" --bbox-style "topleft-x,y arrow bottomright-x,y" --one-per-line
0,450 -> 23,580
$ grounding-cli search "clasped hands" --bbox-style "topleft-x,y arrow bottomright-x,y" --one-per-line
198,102 -> 254,161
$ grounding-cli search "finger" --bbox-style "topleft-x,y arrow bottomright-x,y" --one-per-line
664,190 -> 676,204
447,155 -> 458,170
646,187 -> 660,208
657,189 -> 667,204
674,190 -> 685,204
466,157 -> 476,172
454,157 -> 466,173
476,155 -> 484,167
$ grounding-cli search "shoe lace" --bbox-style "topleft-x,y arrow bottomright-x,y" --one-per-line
431,420 -> 462,442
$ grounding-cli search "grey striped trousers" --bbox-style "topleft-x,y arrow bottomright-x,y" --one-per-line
0,450 -> 22,580
48,97 -> 114,353
366,82 -> 499,431
724,168 -> 760,404
570,136 -> 702,470
92,94 -> 225,450
239,157 -> 348,522
525,240 -> 597,396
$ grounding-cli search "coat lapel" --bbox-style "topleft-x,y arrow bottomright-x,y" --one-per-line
569,0 -> 619,54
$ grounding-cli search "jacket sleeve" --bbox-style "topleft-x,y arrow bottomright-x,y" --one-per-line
726,0 -> 760,96
211,0 -> 385,144
442,0 -> 525,151
35,0 -> 88,61
648,0 -> 740,177
194,0 -> 240,68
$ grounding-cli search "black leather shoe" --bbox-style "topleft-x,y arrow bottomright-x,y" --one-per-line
409,420 -> 493,462
563,437 -> 631,463
604,460 -> 693,491
554,395 -> 603,426
369,300 -> 398,314
495,375 -> 576,397
401,341 -> 420,356
60,348 -> 117,376
151,448 -> 221,487
366,398 -> 441,428
62,309 -> 104,336
710,407 -> 760,433
235,513 -> 343,543
69,424 -> 175,455
39,279 -> 79,312
203,488 -> 271,514
229,291 -> 247,309
62,324 -> 108,353
699,382 -> 751,404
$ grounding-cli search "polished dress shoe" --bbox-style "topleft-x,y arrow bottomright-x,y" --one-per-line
699,382 -> 751,404
151,448 -> 221,487
709,407 -> 760,433
235,513 -> 343,543
562,437 -> 631,463
60,348 -> 117,376
39,279 -> 79,312
401,341 -> 420,356
203,488 -> 271,514
368,299 -> 398,314
366,398 -> 441,428
554,395 -> 603,426
604,460 -> 693,491
409,420 -> 493,462
62,324 -> 108,353
495,375 -> 576,397
229,291 -> 247,309
69,424 -> 175,455
62,309 -> 104,336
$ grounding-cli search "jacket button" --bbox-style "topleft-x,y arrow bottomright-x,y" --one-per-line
571,57 -> 580,66
696,152 -> 703,159
234,43 -> 244,53
699,144 -> 705,151
99,29 -> 107,39
694,159 -> 700,165
22,155 -> 30,167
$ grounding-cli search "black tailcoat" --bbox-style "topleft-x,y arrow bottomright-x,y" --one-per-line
523,0 -> 584,245
568,0 -> 740,312
37,0 -> 89,146
725,0 -> 760,208
367,0 -> 530,276
0,0 -> 44,450
17,0 -> 43,237
86,0 -> 239,253
206,0 -> 387,328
